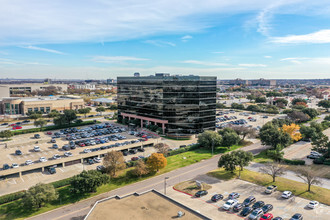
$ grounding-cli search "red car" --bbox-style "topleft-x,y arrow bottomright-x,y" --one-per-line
10,123 -> 16,126
260,213 -> 273,220
12,126 -> 22,130
248,117 -> 253,119
46,131 -> 52,135
131,157 -> 139,161
79,143 -> 86,147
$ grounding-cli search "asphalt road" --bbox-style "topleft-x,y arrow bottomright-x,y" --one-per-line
27,141 -> 268,220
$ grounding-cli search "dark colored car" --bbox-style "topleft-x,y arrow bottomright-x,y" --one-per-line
211,194 -> 223,202
47,167 -> 56,174
233,203 -> 243,212
228,192 -> 240,199
34,134 -> 40,139
240,207 -> 253,216
138,148 -> 145,152
3,164 -> 10,170
1,123 -> 8,126
52,144 -> 58,149
262,204 -> 273,213
122,151 -> 129,156
15,150 -> 22,155
273,217 -> 283,220
88,159 -> 94,165
195,190 -> 208,197
290,213 -> 303,220
243,196 -> 256,207
252,201 -> 265,210
62,145 -> 70,151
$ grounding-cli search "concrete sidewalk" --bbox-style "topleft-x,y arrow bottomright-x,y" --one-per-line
246,162 -> 330,189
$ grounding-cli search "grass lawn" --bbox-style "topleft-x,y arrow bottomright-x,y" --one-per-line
173,180 -> 211,195
0,144 -> 244,220
208,168 -> 330,206
253,150 -> 274,163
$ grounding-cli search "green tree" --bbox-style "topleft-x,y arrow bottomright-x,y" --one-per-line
317,100 -> 330,111
247,94 -> 256,101
22,183 -> 58,209
292,98 -> 307,105
231,103 -> 245,109
47,110 -> 60,118
218,153 -> 236,173
266,145 -> 284,162
70,170 -> 110,194
78,108 -> 91,118
216,103 -> 226,109
63,109 -> 77,125
96,106 -> 106,115
34,118 -> 47,129
29,113 -> 42,122
275,98 -> 288,106
324,115 -> 330,121
221,132 -> 240,147
259,123 -> 292,148
231,150 -> 253,178
246,105 -> 261,112
299,125 -> 317,141
0,130 -> 13,140
302,108 -> 319,119
197,130 -> 222,149
255,97 -> 267,103
312,133 -> 330,158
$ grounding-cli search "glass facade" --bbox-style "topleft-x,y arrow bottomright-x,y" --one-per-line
117,74 -> 216,136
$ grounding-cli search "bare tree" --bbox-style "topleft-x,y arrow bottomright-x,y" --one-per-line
259,162 -> 286,182
231,125 -> 257,141
296,166 -> 322,192
103,151 -> 126,177
154,143 -> 170,156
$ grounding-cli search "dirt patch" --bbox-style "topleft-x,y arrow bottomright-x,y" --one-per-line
174,180 -> 212,195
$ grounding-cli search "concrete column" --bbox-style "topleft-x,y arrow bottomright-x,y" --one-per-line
141,119 -> 143,128
42,167 -> 45,172
62,162 -> 65,167
129,117 -> 131,121
146,120 -> 149,126
19,171 -> 22,177
81,158 -> 83,163
162,123 -> 165,134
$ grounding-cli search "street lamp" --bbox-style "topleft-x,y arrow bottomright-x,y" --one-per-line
164,177 -> 169,195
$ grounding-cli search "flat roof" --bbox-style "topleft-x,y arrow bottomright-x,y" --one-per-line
86,190 -> 209,220
0,96 -> 82,102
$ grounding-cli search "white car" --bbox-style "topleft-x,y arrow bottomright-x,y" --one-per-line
39,157 -> 47,162
53,154 -> 61,160
310,151 -> 322,156
308,200 -> 319,209
84,149 -> 91,153
34,146 -> 41,152
25,160 -> 34,165
222,199 -> 238,210
64,152 -> 73,157
12,163 -> 19,168
94,157 -> 101,163
281,191 -> 292,199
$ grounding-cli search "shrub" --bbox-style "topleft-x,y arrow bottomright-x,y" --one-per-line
0,191 -> 25,205
283,159 -> 305,165
51,178 -> 71,188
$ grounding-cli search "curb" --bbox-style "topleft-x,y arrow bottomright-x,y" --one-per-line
172,186 -> 193,196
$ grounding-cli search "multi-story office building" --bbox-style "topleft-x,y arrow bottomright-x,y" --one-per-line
117,73 -> 216,138
0,96 -> 84,115
0,83 -> 68,98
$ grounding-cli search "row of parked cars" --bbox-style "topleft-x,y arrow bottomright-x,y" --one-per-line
194,189 -> 306,220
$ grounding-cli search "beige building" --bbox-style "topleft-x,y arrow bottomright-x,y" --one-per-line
0,96 -> 84,115
0,83 -> 68,98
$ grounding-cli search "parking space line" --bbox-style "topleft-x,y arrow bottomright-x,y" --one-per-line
6,154 -> 13,161
59,168 -> 64,172
20,177 -> 25,182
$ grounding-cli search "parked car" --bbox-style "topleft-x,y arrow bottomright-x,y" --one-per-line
195,190 -> 208,197
290,213 -> 303,220
88,159 -> 94,165
13,126 -> 22,130
62,145 -> 70,151
46,131 -> 52,135
252,201 -> 265,210
34,146 -> 41,152
3,164 -> 10,170
233,203 -> 243,212
25,160 -> 34,165
240,207 -> 253,216
262,204 -> 273,213
96,165 -> 105,171
51,139 -> 56,143
39,157 -> 48,162
47,166 -> 56,174
228,192 -> 240,199
131,156 -> 139,161
52,154 -> 61,160
94,157 -> 101,163
15,150 -> 22,155
34,134 -> 41,139
222,199 -> 238,210
281,191 -> 292,199
248,208 -> 263,220
265,185 -> 277,194
64,152 -> 73,157
83,149 -> 91,153
273,217 -> 283,220
11,163 -> 19,168
52,144 -> 59,149
243,196 -> 256,206
260,213 -> 274,220
1,123 -> 8,126
211,194 -> 223,202
307,200 -> 319,209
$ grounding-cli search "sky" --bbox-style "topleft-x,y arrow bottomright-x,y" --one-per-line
0,0 -> 330,79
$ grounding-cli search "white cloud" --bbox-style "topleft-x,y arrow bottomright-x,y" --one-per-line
280,57 -> 309,64
182,60 -> 228,66
91,56 -> 149,63
144,40 -> 176,47
264,55 -> 272,58
0,58 -> 48,65
271,29 -> 330,44
20,46 -> 65,54
238,63 -> 267,67
181,35 -> 192,42
212,51 -> 224,54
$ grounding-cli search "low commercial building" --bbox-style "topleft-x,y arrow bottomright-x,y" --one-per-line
249,78 -> 277,87
69,83 -> 96,90
0,83 -> 68,98
85,190 -> 210,220
0,96 -> 84,115
117,73 -> 216,138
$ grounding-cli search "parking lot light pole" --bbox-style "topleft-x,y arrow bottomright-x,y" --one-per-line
164,177 -> 169,195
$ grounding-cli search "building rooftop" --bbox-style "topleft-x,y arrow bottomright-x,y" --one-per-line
1,96 -> 82,102
91,98 -> 115,103
85,190 -> 209,220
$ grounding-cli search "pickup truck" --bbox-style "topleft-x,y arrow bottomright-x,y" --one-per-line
265,185 -> 277,194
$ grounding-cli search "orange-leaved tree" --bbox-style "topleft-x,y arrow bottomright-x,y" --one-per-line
282,123 -> 302,142
146,153 -> 167,172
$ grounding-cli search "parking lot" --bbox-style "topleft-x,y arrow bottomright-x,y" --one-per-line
168,177 -> 330,220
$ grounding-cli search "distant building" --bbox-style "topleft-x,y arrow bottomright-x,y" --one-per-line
91,98 -> 115,106
228,78 -> 249,86
0,83 -> 68,98
134,72 -> 140,77
106,79 -> 114,85
249,78 -> 276,87
69,83 -> 96,90
0,96 -> 84,115
117,73 -> 216,137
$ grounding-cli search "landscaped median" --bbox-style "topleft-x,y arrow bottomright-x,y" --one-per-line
208,168 -> 330,206
0,144 -> 246,220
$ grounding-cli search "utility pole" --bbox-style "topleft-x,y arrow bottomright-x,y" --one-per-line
164,177 -> 169,195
